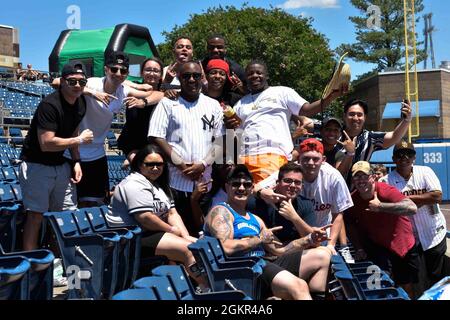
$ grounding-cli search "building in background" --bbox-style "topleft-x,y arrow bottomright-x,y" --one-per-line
0,24 -> 19,69
349,64 -> 450,141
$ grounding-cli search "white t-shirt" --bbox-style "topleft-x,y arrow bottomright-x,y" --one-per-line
258,162 -> 353,227
162,66 -> 181,86
64,77 -> 129,161
107,172 -> 175,227
386,165 -> 447,250
148,94 -> 224,192
234,86 -> 308,159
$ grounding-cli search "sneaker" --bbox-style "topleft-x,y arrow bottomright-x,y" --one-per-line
53,258 -> 68,287
339,246 -> 355,264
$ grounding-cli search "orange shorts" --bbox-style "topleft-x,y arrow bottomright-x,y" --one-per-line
240,154 -> 288,184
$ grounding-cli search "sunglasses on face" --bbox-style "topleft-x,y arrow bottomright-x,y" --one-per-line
281,178 -> 303,186
109,66 -> 129,75
143,162 -> 164,168
65,78 -> 87,87
181,72 -> 202,81
230,181 -> 253,189
395,152 -> 415,159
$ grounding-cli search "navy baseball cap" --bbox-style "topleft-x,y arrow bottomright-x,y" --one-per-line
61,60 -> 86,78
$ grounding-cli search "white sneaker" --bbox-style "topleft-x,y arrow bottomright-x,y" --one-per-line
339,247 -> 355,264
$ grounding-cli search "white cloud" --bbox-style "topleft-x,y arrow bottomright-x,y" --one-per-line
278,0 -> 340,9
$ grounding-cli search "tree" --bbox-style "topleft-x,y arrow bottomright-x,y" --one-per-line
337,0 -> 425,72
157,5 -> 337,103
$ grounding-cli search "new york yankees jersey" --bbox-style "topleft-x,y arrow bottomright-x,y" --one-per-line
148,94 -> 224,192
386,165 -> 447,250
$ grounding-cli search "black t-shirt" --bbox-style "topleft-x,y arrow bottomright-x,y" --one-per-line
21,90 -> 87,166
246,195 -> 316,244
118,103 -> 157,155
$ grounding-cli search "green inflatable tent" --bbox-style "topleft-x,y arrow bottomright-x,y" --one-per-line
49,23 -> 159,81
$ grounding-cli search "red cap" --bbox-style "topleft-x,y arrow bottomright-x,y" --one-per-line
298,138 -> 324,155
206,59 -> 232,82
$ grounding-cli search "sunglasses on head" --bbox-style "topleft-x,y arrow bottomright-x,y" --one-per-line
230,181 -> 253,189
65,78 -> 87,87
181,72 -> 202,81
109,66 -> 128,75
143,162 -> 164,168
281,178 -> 302,186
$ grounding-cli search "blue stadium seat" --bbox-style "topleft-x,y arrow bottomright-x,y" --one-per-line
71,210 -> 121,299
188,241 -> 261,299
0,244 -> 54,300
107,131 -> 118,150
9,128 -> 24,147
152,265 -> 250,300
84,205 -> 141,289
0,205 -> 22,252
133,276 -> 178,300
112,288 -> 157,300
0,256 -> 30,300
43,210 -> 105,300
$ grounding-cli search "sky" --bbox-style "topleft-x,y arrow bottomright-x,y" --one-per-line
1,0 -> 448,77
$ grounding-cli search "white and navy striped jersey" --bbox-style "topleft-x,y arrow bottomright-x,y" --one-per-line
148,94 -> 224,192
386,165 -> 447,251
336,129 -> 386,184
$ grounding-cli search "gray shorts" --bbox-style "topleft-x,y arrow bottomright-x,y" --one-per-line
18,161 -> 77,213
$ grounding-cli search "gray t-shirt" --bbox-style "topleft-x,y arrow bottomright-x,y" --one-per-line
106,172 -> 174,227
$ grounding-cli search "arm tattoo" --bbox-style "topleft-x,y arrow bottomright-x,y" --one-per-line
283,237 -> 310,254
208,206 -> 232,241
379,198 -> 417,216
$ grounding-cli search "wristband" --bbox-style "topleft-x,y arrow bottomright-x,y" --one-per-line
346,152 -> 355,157
78,137 -> 84,145
141,97 -> 148,106
200,159 -> 208,169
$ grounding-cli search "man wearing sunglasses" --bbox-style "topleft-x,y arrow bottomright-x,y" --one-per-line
63,51 -> 163,208
19,61 -> 93,250
385,141 -> 450,288
205,165 -> 332,300
247,162 -> 332,297
149,61 -> 224,235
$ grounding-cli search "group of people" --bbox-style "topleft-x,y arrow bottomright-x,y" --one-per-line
18,33 -> 449,300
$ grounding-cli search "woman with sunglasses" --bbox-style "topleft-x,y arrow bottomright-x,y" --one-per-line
118,57 -> 165,168
106,145 -> 205,283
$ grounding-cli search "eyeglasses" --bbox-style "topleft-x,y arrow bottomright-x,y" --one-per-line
181,72 -> 202,81
109,66 -> 129,75
65,78 -> 87,87
230,181 -> 253,189
281,178 -> 303,186
143,162 -> 164,168
143,68 -> 161,75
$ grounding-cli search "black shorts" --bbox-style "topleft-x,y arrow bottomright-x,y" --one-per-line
77,156 -> 109,203
141,231 -> 166,256
390,243 -> 423,285
260,251 -> 302,298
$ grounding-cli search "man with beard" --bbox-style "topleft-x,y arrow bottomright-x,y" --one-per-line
149,61 -> 224,235
248,162 -> 332,296
205,165 -> 331,300
345,161 -> 423,298
386,141 -> 450,288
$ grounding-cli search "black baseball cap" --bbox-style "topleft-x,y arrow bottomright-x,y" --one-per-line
61,61 -> 86,78
105,51 -> 129,68
226,164 -> 253,183
321,117 -> 342,129
393,141 -> 416,156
